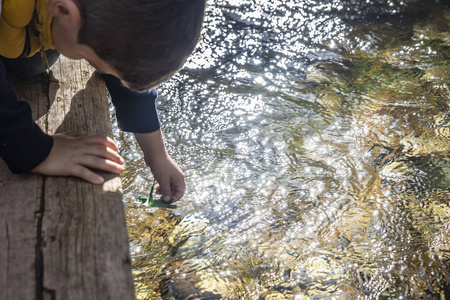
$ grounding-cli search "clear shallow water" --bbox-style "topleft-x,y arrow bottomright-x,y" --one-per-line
112,0 -> 450,298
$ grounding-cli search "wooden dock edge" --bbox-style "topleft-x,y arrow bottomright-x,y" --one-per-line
0,57 -> 135,300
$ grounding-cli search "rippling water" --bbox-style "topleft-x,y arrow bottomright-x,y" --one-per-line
112,0 -> 450,298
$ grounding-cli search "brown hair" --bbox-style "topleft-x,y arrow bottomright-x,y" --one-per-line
77,0 -> 206,91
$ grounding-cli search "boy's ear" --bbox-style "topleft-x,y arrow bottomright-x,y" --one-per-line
47,0 -> 81,26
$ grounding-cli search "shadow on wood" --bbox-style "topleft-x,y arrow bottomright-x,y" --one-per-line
0,57 -> 135,300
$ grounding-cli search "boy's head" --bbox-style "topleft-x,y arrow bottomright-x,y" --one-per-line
48,0 -> 206,91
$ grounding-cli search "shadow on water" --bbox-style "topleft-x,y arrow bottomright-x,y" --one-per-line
112,0 -> 450,298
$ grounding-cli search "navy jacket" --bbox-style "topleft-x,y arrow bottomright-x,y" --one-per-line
0,61 -> 161,174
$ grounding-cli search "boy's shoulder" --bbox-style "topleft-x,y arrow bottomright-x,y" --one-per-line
0,0 -> 53,59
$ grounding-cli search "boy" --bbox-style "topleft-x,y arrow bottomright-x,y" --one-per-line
0,0 -> 206,202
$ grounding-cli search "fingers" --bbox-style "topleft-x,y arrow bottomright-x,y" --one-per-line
63,131 -> 89,137
64,153 -> 123,185
84,135 -> 119,151
67,134 -> 123,165
74,139 -> 125,176
61,133 -> 119,150
168,178 -> 186,202
88,145 -> 124,165
155,178 -> 186,202
72,165 -> 105,185
155,180 -> 172,202
51,133 -> 124,183
80,155 -> 124,174
65,134 -> 124,171
171,188 -> 185,202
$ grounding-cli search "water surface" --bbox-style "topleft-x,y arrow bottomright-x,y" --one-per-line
113,0 -> 450,298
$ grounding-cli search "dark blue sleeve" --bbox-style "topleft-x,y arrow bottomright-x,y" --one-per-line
0,61 -> 53,174
102,74 -> 161,133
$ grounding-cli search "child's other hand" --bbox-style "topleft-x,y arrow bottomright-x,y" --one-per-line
32,131 -> 124,184
152,155 -> 186,202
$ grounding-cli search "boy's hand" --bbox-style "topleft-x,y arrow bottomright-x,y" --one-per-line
32,131 -> 124,184
134,130 -> 186,202
151,155 -> 185,202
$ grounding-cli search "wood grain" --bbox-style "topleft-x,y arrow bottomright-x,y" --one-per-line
0,57 -> 135,300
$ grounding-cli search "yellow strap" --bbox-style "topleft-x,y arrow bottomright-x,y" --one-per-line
39,42 -> 49,71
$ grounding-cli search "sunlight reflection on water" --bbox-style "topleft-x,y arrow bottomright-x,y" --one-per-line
113,0 -> 450,298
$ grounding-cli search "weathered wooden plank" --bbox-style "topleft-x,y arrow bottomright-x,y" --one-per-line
0,171 -> 42,300
0,57 -> 135,300
0,73 -> 49,300
41,58 -> 135,300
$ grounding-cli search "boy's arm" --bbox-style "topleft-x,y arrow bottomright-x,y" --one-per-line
102,74 -> 161,132
103,74 -> 185,201
0,60 -> 54,173
134,130 -> 185,202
